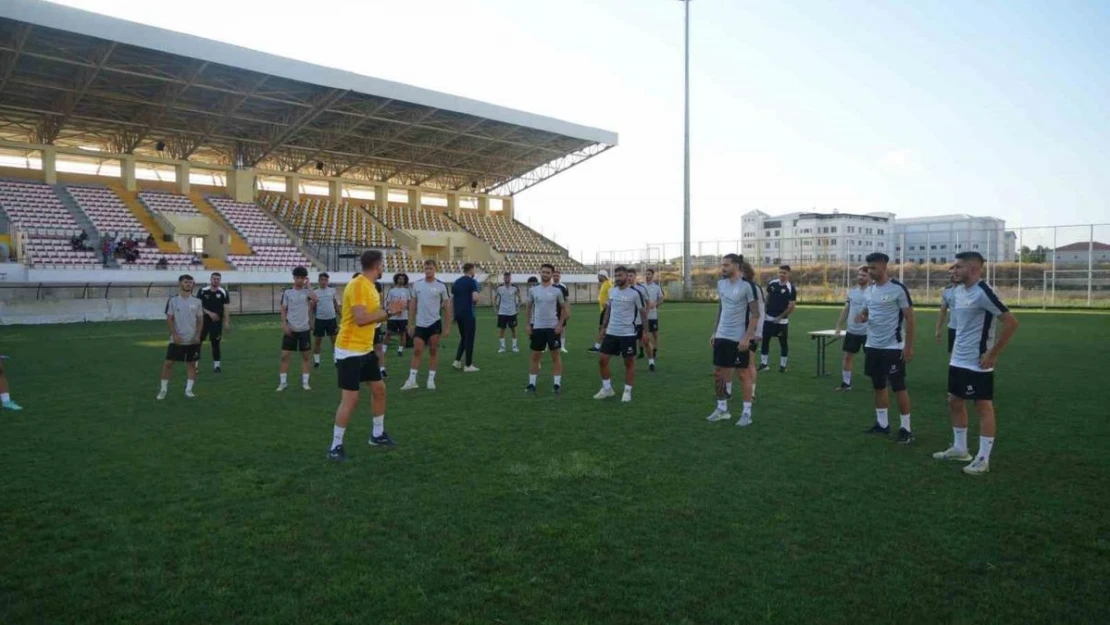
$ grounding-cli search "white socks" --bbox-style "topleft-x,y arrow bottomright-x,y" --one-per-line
601,379 -> 611,390
978,436 -> 995,462
279,373 -> 288,385
159,380 -> 168,391
302,373 -> 310,386
373,415 -> 385,438
953,427 -> 968,451
554,375 -> 562,386
780,357 -> 788,368
512,339 -> 518,347
842,370 -> 852,385
900,413 -> 911,432
0,392 -> 9,402
717,399 -> 728,412
499,338 -> 506,348
742,401 -> 752,414
428,371 -> 437,383
185,379 -> 195,392
761,355 -> 768,366
408,369 -> 418,383
876,408 -> 889,428
214,360 -> 221,368
313,354 -> 321,364
331,425 -> 345,450
528,374 -> 538,385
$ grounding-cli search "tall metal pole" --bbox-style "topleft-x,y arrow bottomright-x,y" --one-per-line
682,0 -> 692,297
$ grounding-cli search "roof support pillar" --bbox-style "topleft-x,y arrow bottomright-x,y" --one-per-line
41,146 -> 57,185
502,196 -> 514,220
374,184 -> 388,212
227,168 -> 255,203
478,195 -> 489,218
329,179 -> 343,206
408,188 -> 422,212
120,154 -> 136,191
286,173 -> 300,203
176,162 -> 190,195
446,192 -> 460,218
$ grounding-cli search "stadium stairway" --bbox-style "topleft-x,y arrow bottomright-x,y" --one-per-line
255,200 -> 329,271
54,185 -> 115,267
108,184 -> 186,255
187,191 -> 252,256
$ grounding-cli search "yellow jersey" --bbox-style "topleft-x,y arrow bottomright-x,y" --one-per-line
598,280 -> 612,311
336,274 -> 380,355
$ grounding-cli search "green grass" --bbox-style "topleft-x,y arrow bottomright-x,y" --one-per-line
2,304 -> 1109,624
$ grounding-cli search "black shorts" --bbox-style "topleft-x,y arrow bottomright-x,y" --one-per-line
948,366 -> 994,401
648,319 -> 659,333
763,321 -> 789,341
497,314 -> 518,329
530,328 -> 562,352
281,330 -> 312,352
947,328 -> 956,354
413,321 -> 442,344
386,319 -> 408,335
314,318 -> 338,338
864,347 -> 907,392
337,352 -> 382,391
843,332 -> 866,354
200,317 -> 222,342
601,334 -> 638,358
712,338 -> 750,369
165,343 -> 200,363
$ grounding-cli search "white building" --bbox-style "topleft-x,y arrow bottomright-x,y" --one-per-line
1053,241 -> 1110,265
894,215 -> 1013,264
740,210 -> 895,266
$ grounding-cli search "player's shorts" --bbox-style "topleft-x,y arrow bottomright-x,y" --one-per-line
386,319 -> 408,335
762,321 -> 789,341
165,343 -> 200,363
648,319 -> 659,333
200,317 -> 223,342
413,321 -> 443,344
634,324 -> 644,340
337,352 -> 382,391
947,327 -> 956,354
843,332 -> 866,354
601,334 -> 638,358
712,338 -> 750,369
864,347 -> 907,392
530,327 -> 562,352
314,318 -> 338,338
281,330 -> 312,352
497,314 -> 518,329
948,365 -> 994,401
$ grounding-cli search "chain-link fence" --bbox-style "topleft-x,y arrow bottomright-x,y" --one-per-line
595,224 -> 1110,308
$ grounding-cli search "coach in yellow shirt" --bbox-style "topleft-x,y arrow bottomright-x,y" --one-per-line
590,270 -> 612,352
327,250 -> 407,461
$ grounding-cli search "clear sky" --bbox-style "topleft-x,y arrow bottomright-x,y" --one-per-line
49,0 -> 1110,260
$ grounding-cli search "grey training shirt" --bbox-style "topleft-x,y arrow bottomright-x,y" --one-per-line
282,287 -> 313,332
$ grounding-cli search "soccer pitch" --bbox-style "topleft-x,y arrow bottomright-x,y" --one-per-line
2,304 -> 1108,624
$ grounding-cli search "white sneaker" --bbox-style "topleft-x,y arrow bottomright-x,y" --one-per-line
593,387 -> 615,400
512,346 -> 520,353
561,347 -> 569,354
933,447 -> 972,461
401,379 -> 419,391
185,389 -> 196,399
156,388 -> 167,400
706,409 -> 731,422
464,365 -> 480,372
452,360 -> 462,370
302,384 -> 312,391
275,383 -> 288,392
963,458 -> 990,475
426,379 -> 437,390
737,412 -> 752,427
498,347 -> 506,353
621,390 -> 632,403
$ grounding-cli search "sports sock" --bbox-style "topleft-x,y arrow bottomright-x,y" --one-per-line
623,385 -> 632,394
977,436 -> 995,462
160,380 -> 168,392
649,358 -> 655,365
528,374 -> 538,385
760,355 -> 768,366
214,360 -> 221,368
602,379 -> 612,391
512,339 -> 518,347
717,399 -> 728,412
408,369 -> 418,383
954,427 -> 968,450
900,413 -> 911,431
751,383 -> 757,398
780,356 -> 788,368
279,373 -> 288,385
842,370 -> 852,385
499,338 -> 506,348
0,392 -> 9,402
553,375 -> 562,386
331,425 -> 345,450
742,401 -> 752,414
313,354 -> 320,364
372,416 -> 385,438
185,379 -> 195,392
428,371 -> 437,383
302,373 -> 310,386
876,408 -> 889,428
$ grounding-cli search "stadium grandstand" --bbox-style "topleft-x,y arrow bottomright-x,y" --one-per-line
0,0 -> 616,310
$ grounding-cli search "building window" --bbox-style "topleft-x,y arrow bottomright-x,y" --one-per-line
940,244 -> 947,250
930,245 -> 937,250
895,246 -> 901,252
774,230 -> 780,237
973,244 -> 980,249
831,226 -> 838,233
830,239 -> 837,245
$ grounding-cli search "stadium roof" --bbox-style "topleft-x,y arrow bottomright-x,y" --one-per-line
0,0 -> 617,195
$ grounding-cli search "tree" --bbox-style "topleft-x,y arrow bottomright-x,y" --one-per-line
1020,245 -> 1050,263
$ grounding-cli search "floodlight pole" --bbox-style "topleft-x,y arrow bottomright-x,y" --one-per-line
681,0 -> 692,297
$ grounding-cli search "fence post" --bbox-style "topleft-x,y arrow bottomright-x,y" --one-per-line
1088,225 -> 1094,308
1051,227 -> 1057,306
1017,228 -> 1022,306
1042,263 -> 1047,310
925,232 -> 930,301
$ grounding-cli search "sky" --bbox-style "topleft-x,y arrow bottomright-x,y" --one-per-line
45,0 -> 1110,261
